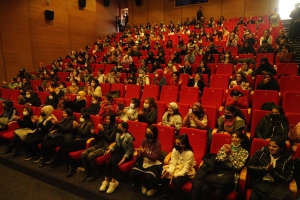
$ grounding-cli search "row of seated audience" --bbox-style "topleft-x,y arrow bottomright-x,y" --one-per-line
0,11 -> 299,199
0,99 -> 298,199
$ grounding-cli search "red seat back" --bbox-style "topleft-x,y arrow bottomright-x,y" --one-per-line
202,88 -> 224,107
141,85 -> 160,101
252,90 -> 279,112
154,124 -> 175,152
282,91 -> 300,113
159,86 -> 179,103
179,86 -> 199,105
124,84 -> 142,100
210,133 -> 231,154
111,83 -> 125,98
279,76 -> 300,94
210,74 -> 230,90
250,110 -> 269,138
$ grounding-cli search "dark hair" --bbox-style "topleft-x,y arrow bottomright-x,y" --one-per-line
233,129 -> 250,151
173,71 -> 180,78
81,112 -> 90,120
12,78 -> 17,82
23,105 -> 33,115
72,79 -> 79,85
105,112 -> 116,125
105,94 -> 114,103
120,122 -> 129,132
234,72 -> 248,82
225,105 -> 245,121
147,125 -> 158,141
270,136 -> 286,151
91,78 -> 100,87
98,68 -> 104,74
146,97 -> 157,109
176,134 -> 193,151
59,81 -> 66,88
270,105 -> 287,122
64,108 -> 73,117
283,44 -> 292,52
93,95 -> 100,102
131,98 -> 140,107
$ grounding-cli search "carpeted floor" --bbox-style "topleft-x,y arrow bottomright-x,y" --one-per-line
0,142 -> 164,200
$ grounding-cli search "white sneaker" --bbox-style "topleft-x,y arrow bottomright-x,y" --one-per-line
106,181 -> 119,194
141,186 -> 147,194
146,189 -> 157,197
99,181 -> 109,191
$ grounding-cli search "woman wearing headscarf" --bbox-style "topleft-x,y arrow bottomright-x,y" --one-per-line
64,91 -> 86,113
182,102 -> 208,130
161,102 -> 182,134
152,69 -> 166,87
136,69 -> 150,87
253,58 -> 275,76
39,108 -> 75,168
23,105 -> 57,161
1,106 -> 35,158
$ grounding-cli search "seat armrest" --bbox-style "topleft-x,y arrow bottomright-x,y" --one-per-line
164,152 -> 172,165
239,166 -> 247,182
290,179 -> 297,194
86,138 -> 95,148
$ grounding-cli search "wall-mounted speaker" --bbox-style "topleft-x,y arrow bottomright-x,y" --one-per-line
104,0 -> 110,7
79,0 -> 86,7
44,10 -> 54,20
135,0 -> 142,6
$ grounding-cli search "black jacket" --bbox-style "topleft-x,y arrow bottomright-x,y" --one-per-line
248,146 -> 293,188
187,79 -> 206,95
86,103 -> 101,115
255,115 -> 289,140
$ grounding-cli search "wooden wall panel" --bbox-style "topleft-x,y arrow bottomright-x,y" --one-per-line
131,1 -> 148,26
244,0 -> 271,17
222,0 -> 245,19
96,0 -> 119,39
28,0 -> 71,67
0,32 -> 6,86
0,0 -> 33,82
147,0 -> 165,25
164,0 -> 181,25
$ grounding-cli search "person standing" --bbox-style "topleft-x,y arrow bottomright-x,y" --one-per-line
197,6 -> 203,21
289,3 -> 300,42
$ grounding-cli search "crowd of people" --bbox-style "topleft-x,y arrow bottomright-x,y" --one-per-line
1,6 -> 300,199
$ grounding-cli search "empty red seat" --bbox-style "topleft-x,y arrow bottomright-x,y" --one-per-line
141,85 -> 160,101
179,86 -> 199,105
156,101 -> 166,123
99,83 -> 111,96
202,105 -> 218,129
104,64 -> 115,74
210,74 -> 230,90
0,88 -> 10,100
201,88 -> 224,107
57,72 -> 69,81
9,90 -> 20,102
216,63 -> 234,76
251,90 -> 279,112
282,91 -> 300,113
276,63 -> 298,76
177,103 -> 189,120
159,86 -> 179,103
124,85 -> 142,100
153,124 -> 175,152
111,83 -> 125,98
279,76 -> 300,94
38,91 -> 50,105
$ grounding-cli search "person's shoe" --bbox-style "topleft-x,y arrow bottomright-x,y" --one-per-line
1,147 -> 12,154
141,186 -> 147,195
24,155 -> 33,161
32,156 -> 43,163
86,173 -> 99,182
9,151 -> 20,159
67,165 -> 76,178
39,162 -> 46,168
106,181 -> 119,194
99,180 -> 109,191
44,157 -> 55,165
146,189 -> 158,197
